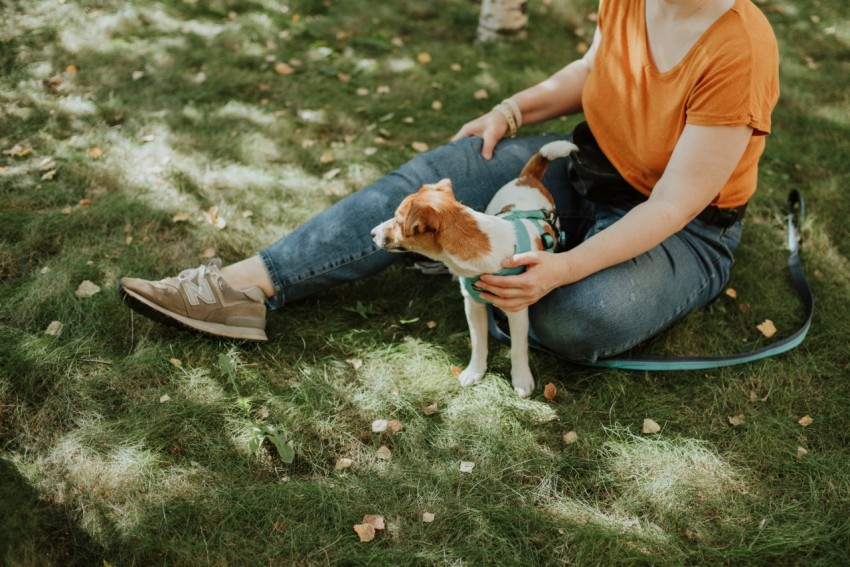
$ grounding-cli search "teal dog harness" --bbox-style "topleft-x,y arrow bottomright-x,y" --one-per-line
461,209 -> 560,304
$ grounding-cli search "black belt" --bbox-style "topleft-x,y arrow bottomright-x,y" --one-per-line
695,202 -> 747,228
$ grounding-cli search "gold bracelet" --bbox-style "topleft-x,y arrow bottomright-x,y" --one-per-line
502,98 -> 523,129
493,103 -> 517,137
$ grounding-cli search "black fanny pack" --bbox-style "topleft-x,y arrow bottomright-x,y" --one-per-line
567,121 -> 746,228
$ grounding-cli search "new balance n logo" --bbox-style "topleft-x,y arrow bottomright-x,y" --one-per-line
183,278 -> 217,306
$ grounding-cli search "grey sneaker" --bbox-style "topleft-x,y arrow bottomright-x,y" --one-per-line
119,259 -> 268,341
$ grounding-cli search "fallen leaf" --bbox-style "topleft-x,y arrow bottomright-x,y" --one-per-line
431,100 -> 442,111
412,141 -> 429,152
172,212 -> 190,223
335,458 -> 353,470
563,431 -> 578,444
3,144 -> 32,157
451,365 -> 462,379
319,151 -> 334,164
337,72 -> 351,83
725,288 -> 737,299
200,247 -> 216,259
473,89 -> 489,100
422,402 -> 438,415
75,280 -> 101,298
426,320 -> 437,329
363,515 -> 385,530
417,52 -> 432,64
459,461 -> 475,473
202,206 -> 226,229
376,445 -> 392,460
422,512 -> 435,523
798,415 -> 813,427
757,320 -> 777,338
388,420 -> 404,433
66,64 -> 78,74
372,419 -> 388,433
376,85 -> 391,94
543,383 -> 557,400
159,394 -> 171,403
88,147 -> 103,159
169,358 -> 182,367
274,62 -> 294,75
353,523 -> 375,542
273,520 -> 286,533
79,198 -> 92,207
796,446 -> 808,458
346,358 -> 363,370
323,167 -> 341,180
132,70 -> 145,80
45,321 -> 64,336
728,414 -> 746,426
642,418 -> 661,434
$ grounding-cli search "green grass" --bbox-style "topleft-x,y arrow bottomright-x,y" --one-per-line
2,0 -> 850,565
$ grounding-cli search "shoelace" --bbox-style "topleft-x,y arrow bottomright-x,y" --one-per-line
176,263 -> 206,283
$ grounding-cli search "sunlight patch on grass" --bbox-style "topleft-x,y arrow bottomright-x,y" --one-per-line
602,432 -> 747,518
539,488 -> 673,549
353,337 -> 459,410
174,366 -> 228,407
15,426 -> 202,537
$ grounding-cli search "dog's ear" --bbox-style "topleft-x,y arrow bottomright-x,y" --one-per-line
422,178 -> 454,195
405,201 -> 441,236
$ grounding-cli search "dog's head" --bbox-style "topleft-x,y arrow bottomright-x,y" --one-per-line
370,179 -> 490,262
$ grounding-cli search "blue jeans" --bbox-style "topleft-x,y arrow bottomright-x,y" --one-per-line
259,134 -> 743,363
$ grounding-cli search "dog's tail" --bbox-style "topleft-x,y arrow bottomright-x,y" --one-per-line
519,140 -> 579,182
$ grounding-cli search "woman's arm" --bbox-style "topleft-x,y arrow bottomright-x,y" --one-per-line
451,26 -> 601,159
475,123 -> 754,311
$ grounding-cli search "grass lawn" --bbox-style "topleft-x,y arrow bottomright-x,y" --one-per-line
2,0 -> 849,564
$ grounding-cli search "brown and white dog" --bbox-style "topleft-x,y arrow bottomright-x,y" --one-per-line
371,141 -> 578,397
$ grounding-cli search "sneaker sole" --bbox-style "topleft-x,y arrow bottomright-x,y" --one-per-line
119,285 -> 268,341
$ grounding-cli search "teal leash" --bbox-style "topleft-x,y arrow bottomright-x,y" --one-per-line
486,190 -> 813,370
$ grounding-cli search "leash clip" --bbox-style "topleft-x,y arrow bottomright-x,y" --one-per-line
786,189 -> 804,254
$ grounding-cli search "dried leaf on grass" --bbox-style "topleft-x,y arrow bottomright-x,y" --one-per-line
728,414 -> 746,426
562,431 -> 578,444
422,512 -> 435,523
459,461 -> 475,473
354,514 -> 385,542
335,458 -> 353,470
757,319 -> 777,338
75,280 -> 101,298
543,383 -> 557,400
642,418 -> 661,434
798,415 -> 813,427
45,321 -> 64,336
376,446 -> 392,460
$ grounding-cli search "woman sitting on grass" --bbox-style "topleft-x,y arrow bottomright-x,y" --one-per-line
120,0 -> 779,364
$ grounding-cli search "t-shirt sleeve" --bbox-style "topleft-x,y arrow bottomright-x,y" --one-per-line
686,20 -> 779,135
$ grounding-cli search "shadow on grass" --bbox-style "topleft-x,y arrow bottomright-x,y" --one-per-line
0,458 -> 105,566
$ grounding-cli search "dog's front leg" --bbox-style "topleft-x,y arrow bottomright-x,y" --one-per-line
505,309 -> 534,398
459,293 -> 488,387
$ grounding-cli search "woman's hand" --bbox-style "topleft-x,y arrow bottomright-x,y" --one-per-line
474,251 -> 573,311
451,109 -> 509,160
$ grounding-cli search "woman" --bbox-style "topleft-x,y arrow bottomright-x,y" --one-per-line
120,0 -> 779,363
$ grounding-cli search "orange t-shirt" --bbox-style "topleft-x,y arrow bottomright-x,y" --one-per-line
582,0 -> 780,208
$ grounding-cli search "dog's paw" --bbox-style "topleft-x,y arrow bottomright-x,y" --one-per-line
459,367 -> 485,387
511,369 -> 535,398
